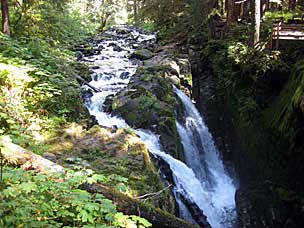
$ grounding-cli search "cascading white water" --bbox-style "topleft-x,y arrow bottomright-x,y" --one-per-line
175,87 -> 236,228
135,130 -> 222,227
82,26 -> 236,228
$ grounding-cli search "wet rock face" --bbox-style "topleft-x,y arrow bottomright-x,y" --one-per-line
189,45 -> 237,166
178,194 -> 212,228
189,40 -> 304,228
81,87 -> 94,103
236,184 -> 282,228
144,54 -> 191,76
236,182 -> 304,228
144,52 -> 192,95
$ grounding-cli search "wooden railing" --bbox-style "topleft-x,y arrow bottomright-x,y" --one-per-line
271,22 -> 304,48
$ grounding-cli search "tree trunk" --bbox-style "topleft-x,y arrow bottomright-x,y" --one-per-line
254,0 -> 261,45
288,0 -> 297,10
0,136 -> 64,173
98,13 -> 111,32
226,0 -> 238,25
1,0 -> 10,35
133,0 -> 138,25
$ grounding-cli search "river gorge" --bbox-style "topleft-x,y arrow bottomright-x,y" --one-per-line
79,26 -> 236,228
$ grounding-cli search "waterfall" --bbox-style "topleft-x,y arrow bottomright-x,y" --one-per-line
82,26 -> 236,228
175,87 -> 236,228
135,130 -> 221,227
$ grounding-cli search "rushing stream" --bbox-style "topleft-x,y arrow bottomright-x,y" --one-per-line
82,26 -> 236,228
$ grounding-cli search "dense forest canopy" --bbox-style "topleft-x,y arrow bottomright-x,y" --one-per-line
1,0 -> 303,42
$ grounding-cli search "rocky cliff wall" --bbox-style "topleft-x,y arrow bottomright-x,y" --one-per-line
189,40 -> 304,228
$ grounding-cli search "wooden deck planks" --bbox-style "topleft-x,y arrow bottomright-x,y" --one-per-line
271,23 -> 304,48
272,23 -> 304,41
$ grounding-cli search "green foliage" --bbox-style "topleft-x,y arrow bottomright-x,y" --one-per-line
138,0 -> 208,40
137,22 -> 157,32
267,60 -> 304,139
139,0 -> 185,27
228,42 -> 282,80
0,23 -> 92,149
203,40 -> 288,126
10,0 -> 95,46
276,187 -> 296,203
263,11 -> 298,22
113,213 -> 152,228
0,167 -> 152,228
237,96 -> 260,124
138,95 -> 159,112
70,0 -> 129,31
227,24 -> 252,43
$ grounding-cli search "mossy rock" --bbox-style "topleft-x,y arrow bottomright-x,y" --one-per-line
105,66 -> 184,161
130,49 -> 154,60
144,54 -> 191,77
45,123 -> 175,213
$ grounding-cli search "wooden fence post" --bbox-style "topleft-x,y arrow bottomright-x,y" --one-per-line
275,21 -> 281,49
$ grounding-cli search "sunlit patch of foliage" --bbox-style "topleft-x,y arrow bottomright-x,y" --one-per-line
136,21 -> 157,32
263,11 -> 300,23
0,23 -> 91,149
0,167 -> 152,228
227,42 -> 283,80
10,0 -> 96,45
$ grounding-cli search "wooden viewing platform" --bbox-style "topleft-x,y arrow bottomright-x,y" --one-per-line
271,22 -> 304,48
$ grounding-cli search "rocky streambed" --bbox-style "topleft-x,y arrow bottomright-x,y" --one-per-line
71,26 -> 237,228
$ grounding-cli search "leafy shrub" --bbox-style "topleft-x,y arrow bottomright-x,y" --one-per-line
227,24 -> 251,43
203,40 -> 286,124
137,22 -> 157,32
11,0 -> 95,46
0,167 -> 152,228
237,96 -> 260,124
0,28 -> 91,149
228,42 -> 282,80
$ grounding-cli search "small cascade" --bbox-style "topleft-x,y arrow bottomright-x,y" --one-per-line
84,26 -> 154,128
82,26 -> 236,228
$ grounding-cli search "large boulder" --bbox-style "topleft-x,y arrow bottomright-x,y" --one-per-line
115,27 -> 132,35
104,65 -> 184,161
144,53 -> 192,94
144,54 -> 191,77
130,48 -> 154,60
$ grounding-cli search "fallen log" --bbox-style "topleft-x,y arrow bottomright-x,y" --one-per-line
81,183 -> 200,228
71,72 -> 102,93
0,136 -> 64,173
